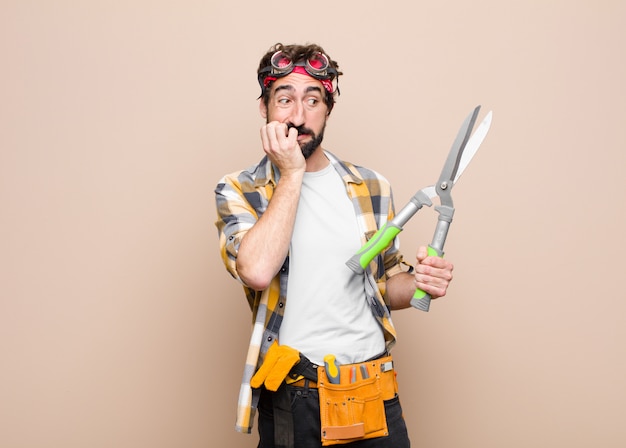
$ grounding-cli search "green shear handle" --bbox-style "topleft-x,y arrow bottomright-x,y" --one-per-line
411,246 -> 443,311
345,190 -> 432,273
410,206 -> 452,311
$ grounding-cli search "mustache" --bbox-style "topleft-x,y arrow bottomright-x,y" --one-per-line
287,123 -> 314,136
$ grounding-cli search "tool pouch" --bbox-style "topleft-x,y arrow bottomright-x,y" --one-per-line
317,356 -> 396,446
251,341 -> 300,392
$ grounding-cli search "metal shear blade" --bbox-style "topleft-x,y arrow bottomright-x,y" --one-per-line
421,108 -> 492,201
435,105 -> 481,203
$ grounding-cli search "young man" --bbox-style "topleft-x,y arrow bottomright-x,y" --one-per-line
215,43 -> 454,448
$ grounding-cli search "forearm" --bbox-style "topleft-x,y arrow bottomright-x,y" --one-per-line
386,247 -> 454,310
236,172 -> 304,290
386,272 -> 417,310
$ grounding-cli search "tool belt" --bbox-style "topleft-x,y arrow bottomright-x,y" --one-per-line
253,345 -> 398,447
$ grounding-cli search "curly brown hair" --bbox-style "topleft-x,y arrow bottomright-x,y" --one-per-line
257,42 -> 343,114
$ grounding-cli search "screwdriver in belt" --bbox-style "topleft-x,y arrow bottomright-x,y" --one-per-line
323,354 -> 340,384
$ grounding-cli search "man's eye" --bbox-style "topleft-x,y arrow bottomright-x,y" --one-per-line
307,98 -> 319,106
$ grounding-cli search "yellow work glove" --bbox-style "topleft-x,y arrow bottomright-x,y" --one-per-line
250,341 -> 300,391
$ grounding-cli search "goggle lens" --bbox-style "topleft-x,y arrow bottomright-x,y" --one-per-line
306,52 -> 329,73
270,52 -> 293,71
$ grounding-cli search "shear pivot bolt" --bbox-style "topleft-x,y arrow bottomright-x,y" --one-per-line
440,182 -> 449,190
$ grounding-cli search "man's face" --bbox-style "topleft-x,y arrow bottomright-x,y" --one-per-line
260,73 -> 329,159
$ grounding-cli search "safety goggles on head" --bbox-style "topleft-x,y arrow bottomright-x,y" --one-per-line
258,50 -> 339,94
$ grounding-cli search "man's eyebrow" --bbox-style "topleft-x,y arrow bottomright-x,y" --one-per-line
274,84 -> 295,94
305,86 -> 323,93
272,85 -> 323,95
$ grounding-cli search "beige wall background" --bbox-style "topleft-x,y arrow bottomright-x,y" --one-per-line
1,1 -> 624,447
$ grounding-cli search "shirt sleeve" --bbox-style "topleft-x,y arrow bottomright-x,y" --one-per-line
214,173 -> 259,284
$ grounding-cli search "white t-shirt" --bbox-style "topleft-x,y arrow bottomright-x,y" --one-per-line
279,164 -> 386,365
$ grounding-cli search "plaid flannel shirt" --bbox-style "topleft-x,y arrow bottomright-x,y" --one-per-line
214,150 -> 412,434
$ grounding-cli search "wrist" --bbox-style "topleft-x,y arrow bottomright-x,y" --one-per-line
278,169 -> 305,184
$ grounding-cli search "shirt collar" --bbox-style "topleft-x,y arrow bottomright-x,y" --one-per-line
253,150 -> 364,188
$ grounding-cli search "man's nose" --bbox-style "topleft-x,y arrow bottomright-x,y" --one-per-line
289,101 -> 305,126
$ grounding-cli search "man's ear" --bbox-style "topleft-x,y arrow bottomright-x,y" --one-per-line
259,99 -> 267,119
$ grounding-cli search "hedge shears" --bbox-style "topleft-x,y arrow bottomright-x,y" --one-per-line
345,105 -> 493,311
